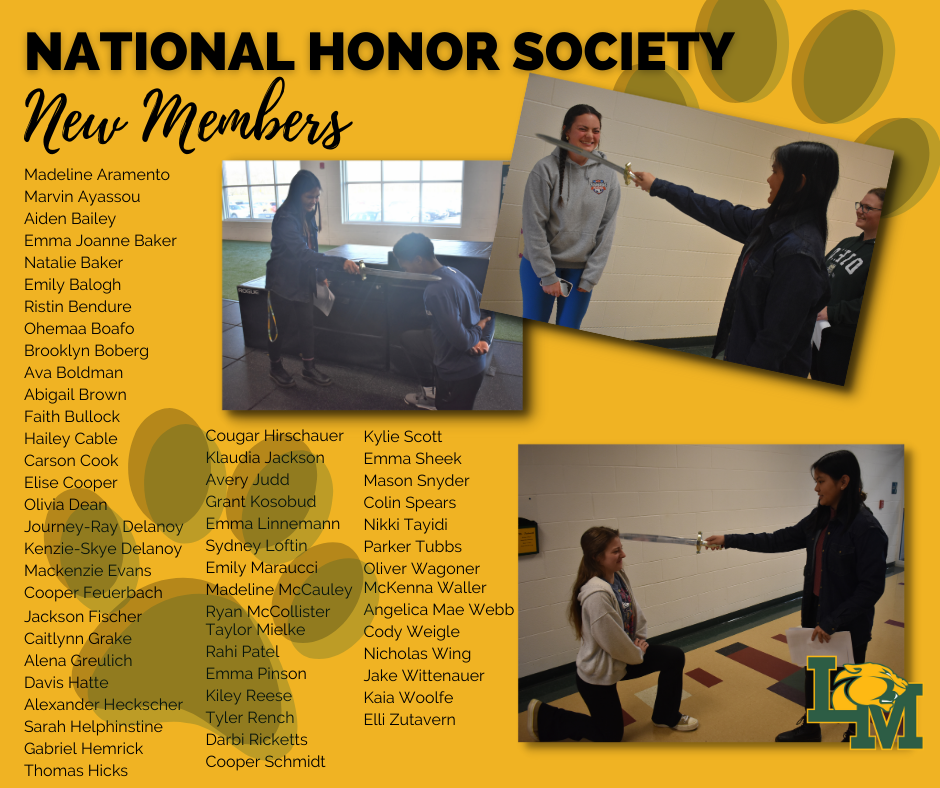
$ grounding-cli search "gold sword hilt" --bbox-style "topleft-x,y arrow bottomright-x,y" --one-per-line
698,530 -> 724,552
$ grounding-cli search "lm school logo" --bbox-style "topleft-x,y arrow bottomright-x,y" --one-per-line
806,657 -> 922,749
591,179 -> 607,195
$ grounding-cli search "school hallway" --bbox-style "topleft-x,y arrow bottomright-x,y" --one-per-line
519,570 -> 904,743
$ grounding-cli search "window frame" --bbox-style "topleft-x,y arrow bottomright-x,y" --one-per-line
341,161 -> 464,228
222,161 -> 301,221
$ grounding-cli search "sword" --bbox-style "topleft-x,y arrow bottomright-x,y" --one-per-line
355,262 -> 441,282
619,530 -> 708,554
536,133 -> 635,183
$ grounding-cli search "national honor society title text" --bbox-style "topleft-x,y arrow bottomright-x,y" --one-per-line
24,30 -> 734,155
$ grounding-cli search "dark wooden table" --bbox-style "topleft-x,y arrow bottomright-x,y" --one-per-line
237,240 -> 492,372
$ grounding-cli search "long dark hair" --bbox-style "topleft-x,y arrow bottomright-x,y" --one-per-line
568,526 -> 619,639
557,104 -> 602,205
758,141 -> 839,246
811,450 -> 867,524
280,169 -> 322,232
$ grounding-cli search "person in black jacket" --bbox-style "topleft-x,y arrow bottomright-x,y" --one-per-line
704,449 -> 889,742
811,187 -> 885,386
265,170 -> 360,387
632,141 -> 839,377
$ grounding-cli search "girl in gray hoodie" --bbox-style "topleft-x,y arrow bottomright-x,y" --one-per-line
527,526 -> 697,741
520,104 -> 621,329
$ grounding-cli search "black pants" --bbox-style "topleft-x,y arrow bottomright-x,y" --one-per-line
811,329 -> 855,386
536,644 -> 686,742
267,291 -> 316,362
401,328 -> 485,410
401,329 -> 435,388
437,372 -> 485,411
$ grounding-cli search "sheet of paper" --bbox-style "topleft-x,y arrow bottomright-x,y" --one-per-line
812,319 -> 831,350
786,627 -> 855,668
314,281 -> 336,316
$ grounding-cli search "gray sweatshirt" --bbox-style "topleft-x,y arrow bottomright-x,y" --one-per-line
575,572 -> 647,685
522,148 -> 621,291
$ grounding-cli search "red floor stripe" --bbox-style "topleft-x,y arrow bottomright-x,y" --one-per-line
686,667 -> 722,687
772,634 -> 788,643
724,646 -> 801,681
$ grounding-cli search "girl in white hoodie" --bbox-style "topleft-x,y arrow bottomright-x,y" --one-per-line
527,526 -> 698,741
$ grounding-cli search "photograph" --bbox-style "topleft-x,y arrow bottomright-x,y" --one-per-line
482,75 -> 894,384
222,160 -> 523,411
518,445 -> 904,742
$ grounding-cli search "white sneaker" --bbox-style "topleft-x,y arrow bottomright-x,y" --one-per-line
527,698 -> 542,741
654,715 -> 699,732
405,391 -> 436,410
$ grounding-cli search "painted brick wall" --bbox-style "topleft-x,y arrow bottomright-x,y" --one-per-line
517,444 -> 904,677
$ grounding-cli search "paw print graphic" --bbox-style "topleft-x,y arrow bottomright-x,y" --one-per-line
43,409 -> 376,758
614,1 -> 937,217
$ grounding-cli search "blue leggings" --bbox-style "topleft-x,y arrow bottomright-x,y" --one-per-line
519,257 -> 594,329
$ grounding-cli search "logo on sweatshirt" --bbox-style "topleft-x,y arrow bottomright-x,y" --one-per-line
591,179 -> 607,195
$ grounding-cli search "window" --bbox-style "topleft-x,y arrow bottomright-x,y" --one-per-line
343,161 -> 463,226
222,161 -> 301,220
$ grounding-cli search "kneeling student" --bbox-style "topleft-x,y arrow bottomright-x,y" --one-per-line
393,233 -> 495,411
527,527 -> 698,741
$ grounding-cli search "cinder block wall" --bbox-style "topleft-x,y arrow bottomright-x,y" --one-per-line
517,444 -> 904,678
221,161 -> 503,246
483,75 -> 894,342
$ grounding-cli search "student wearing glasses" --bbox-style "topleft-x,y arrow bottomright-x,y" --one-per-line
811,189 -> 885,386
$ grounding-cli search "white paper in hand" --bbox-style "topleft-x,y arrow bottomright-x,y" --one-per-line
314,282 -> 335,317
812,319 -> 831,350
786,627 -> 855,669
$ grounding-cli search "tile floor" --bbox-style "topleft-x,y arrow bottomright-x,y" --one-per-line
518,571 -> 906,743
222,299 -> 523,411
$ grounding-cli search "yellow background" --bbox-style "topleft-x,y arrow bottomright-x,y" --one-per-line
2,0 -> 934,784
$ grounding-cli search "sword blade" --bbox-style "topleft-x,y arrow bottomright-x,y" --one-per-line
619,532 -> 699,546
357,264 -> 441,282
535,134 -> 634,181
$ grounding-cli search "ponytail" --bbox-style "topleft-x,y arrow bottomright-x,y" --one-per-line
568,526 -> 619,639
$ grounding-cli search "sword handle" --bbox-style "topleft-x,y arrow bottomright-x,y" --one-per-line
696,531 -> 702,554
700,531 -> 724,551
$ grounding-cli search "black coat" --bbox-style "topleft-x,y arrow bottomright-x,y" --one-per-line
265,208 -> 347,303
650,179 -> 830,376
725,504 -> 888,644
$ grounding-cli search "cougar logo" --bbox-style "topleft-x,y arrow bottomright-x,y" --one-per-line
832,663 -> 908,710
